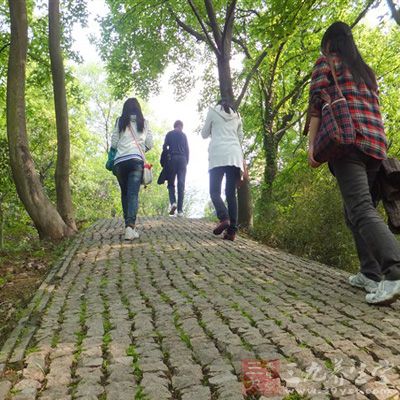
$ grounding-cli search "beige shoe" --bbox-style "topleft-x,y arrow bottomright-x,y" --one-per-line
125,226 -> 139,240
348,272 -> 379,293
366,280 -> 400,305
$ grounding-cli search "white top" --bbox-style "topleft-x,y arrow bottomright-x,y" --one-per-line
111,116 -> 153,165
201,105 -> 244,171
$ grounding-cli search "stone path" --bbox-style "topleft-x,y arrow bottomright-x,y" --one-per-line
0,217 -> 399,400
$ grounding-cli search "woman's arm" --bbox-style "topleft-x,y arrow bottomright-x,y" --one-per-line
110,118 -> 120,149
306,56 -> 330,168
237,117 -> 244,143
144,120 -> 154,151
184,134 -> 189,164
308,117 -> 321,168
201,109 -> 212,139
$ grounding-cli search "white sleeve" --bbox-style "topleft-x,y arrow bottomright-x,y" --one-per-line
237,117 -> 244,143
201,109 -> 213,139
110,118 -> 120,149
144,120 -> 154,151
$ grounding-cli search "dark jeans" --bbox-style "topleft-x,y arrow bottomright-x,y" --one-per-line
330,150 -> 400,281
209,166 -> 241,232
113,158 -> 143,227
167,155 -> 187,212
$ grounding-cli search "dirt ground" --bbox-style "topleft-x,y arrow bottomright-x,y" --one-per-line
0,242 -> 65,347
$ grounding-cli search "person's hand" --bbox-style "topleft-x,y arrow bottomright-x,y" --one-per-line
308,146 -> 321,168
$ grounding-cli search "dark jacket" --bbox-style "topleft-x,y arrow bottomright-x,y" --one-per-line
163,129 -> 189,164
158,149 -> 171,185
377,158 -> 400,234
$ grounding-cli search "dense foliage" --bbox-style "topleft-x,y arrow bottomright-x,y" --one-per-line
1,0 -> 400,273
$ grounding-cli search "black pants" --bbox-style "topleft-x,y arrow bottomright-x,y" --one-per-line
167,155 -> 187,213
209,166 -> 240,232
330,150 -> 400,281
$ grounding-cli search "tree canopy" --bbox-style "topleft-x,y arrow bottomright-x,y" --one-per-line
1,0 -> 400,272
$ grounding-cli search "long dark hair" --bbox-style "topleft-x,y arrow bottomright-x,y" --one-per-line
217,99 -> 236,114
321,22 -> 377,91
118,98 -> 145,133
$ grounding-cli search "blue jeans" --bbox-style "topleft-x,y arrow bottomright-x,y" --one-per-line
209,166 -> 241,232
113,159 -> 143,227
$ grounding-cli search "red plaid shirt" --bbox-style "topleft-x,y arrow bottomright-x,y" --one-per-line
309,55 -> 387,160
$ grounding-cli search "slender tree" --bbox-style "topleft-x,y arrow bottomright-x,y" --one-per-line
49,0 -> 76,231
387,0 -> 400,25
7,0 -> 74,240
101,1 -> 264,228
170,1 -> 255,228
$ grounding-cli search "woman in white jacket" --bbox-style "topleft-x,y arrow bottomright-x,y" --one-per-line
201,101 -> 244,241
111,98 -> 153,240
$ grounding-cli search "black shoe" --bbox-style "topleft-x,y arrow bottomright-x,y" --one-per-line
169,203 -> 177,215
213,219 -> 230,235
223,230 -> 236,241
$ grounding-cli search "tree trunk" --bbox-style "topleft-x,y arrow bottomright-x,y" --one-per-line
387,0 -> 400,25
7,0 -> 74,241
49,0 -> 76,231
257,131 -> 278,222
263,133 -> 278,190
0,201 -> 4,250
237,175 -> 253,229
216,54 -> 253,229
217,55 -> 235,103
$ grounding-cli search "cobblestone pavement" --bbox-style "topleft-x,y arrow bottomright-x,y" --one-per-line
0,217 -> 399,400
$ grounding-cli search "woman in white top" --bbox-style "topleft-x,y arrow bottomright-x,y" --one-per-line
110,98 -> 153,240
202,100 -> 244,241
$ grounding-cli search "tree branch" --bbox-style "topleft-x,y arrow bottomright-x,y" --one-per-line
272,73 -> 310,119
167,4 -> 207,42
0,42 -> 10,54
232,36 -> 251,58
267,42 -> 285,98
222,0 -> 237,45
203,0 -> 222,46
187,0 -> 219,54
387,0 -> 400,25
236,8 -> 260,18
235,49 -> 268,109
275,110 -> 307,143
350,0 -> 377,28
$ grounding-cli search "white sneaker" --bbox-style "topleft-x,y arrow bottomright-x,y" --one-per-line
348,272 -> 379,293
125,226 -> 139,240
177,211 -> 184,218
169,203 -> 177,216
365,280 -> 400,305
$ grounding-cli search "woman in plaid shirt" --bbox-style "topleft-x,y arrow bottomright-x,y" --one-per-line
307,21 -> 400,305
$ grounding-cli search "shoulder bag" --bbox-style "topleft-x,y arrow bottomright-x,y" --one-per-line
105,118 -> 120,171
313,57 -> 356,163
128,123 -> 153,186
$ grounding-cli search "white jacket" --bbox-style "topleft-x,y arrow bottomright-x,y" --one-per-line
111,116 -> 153,165
201,105 -> 244,171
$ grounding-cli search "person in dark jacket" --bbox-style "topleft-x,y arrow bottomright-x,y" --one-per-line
163,120 -> 189,216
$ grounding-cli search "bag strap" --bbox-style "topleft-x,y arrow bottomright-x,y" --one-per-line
326,56 -> 344,98
128,122 -> 147,163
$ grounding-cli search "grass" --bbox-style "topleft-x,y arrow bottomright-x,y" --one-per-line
126,345 -> 144,386
51,332 -> 60,348
283,393 -> 311,400
25,345 -> 40,355
325,358 -> 334,371
0,234 -> 72,348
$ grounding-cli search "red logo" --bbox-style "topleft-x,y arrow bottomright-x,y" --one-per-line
242,359 -> 283,397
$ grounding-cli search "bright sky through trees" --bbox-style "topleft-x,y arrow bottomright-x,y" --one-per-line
71,0 -> 390,218
72,0 -> 210,217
